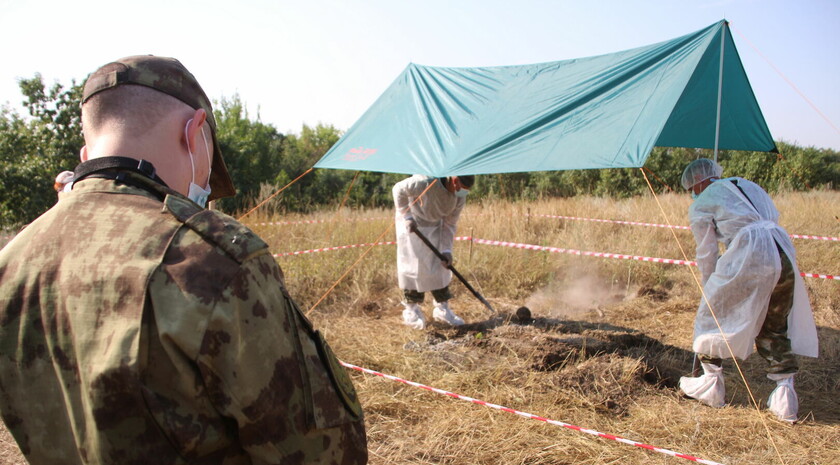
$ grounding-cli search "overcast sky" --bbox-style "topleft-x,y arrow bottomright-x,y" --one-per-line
1,0 -> 838,150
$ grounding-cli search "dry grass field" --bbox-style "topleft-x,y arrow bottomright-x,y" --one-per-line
1,190 -> 838,464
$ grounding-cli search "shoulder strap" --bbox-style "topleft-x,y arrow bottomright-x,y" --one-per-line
730,179 -> 759,212
73,157 -> 173,200
74,157 -> 169,186
164,195 -> 269,264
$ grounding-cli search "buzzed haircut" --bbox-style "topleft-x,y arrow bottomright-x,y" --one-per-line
458,175 -> 475,188
82,84 -> 190,138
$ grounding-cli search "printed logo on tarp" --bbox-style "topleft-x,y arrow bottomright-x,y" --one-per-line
344,147 -> 377,161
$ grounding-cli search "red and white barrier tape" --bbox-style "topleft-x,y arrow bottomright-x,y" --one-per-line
789,234 -> 840,241
532,213 -> 691,231
249,213 -> 840,242
272,237 -> 839,281
466,237 -> 697,266
532,214 -> 840,241
271,241 -> 395,257
467,237 -> 839,281
800,273 -> 838,280
254,216 -> 389,227
340,361 -> 725,465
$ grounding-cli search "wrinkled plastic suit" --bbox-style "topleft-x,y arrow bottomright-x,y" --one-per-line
393,175 -> 465,292
689,177 -> 818,360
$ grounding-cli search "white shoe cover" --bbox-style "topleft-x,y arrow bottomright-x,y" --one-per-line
767,373 -> 798,423
402,303 -> 426,330
432,301 -> 464,326
679,362 -> 725,408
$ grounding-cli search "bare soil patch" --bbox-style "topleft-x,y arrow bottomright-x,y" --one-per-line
405,310 -> 693,416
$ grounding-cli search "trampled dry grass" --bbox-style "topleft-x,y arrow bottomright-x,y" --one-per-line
1,190 -> 838,464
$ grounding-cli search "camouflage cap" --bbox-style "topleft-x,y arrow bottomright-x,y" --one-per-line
82,55 -> 235,200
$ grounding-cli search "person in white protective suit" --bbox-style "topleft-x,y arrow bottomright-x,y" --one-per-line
678,158 -> 818,422
393,174 -> 475,329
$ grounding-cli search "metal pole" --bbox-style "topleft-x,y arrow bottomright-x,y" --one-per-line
713,22 -> 726,163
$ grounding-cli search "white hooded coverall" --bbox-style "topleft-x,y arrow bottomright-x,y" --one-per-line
393,175 -> 465,293
689,177 -> 818,361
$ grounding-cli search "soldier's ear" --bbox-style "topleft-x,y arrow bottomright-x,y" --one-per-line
80,145 -> 89,162
184,109 -> 207,154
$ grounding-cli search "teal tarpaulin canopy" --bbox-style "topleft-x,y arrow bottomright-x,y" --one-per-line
314,20 -> 775,177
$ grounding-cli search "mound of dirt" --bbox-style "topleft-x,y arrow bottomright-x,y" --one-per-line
406,311 -> 692,414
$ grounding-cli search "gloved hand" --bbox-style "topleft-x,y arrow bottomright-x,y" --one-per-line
441,252 -> 453,268
405,217 -> 417,234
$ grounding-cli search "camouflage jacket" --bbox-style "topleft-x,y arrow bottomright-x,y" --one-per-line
0,172 -> 367,464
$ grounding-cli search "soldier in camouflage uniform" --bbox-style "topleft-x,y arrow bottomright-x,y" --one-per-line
0,55 -> 367,464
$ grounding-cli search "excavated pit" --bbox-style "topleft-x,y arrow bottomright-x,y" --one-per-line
404,310 -> 693,415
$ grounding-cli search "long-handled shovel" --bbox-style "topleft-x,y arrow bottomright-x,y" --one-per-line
411,227 -> 495,314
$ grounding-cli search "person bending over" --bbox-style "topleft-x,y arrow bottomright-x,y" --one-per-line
678,158 -> 818,422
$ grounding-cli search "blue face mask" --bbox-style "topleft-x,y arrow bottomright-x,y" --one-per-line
455,188 -> 469,198
691,191 -> 698,200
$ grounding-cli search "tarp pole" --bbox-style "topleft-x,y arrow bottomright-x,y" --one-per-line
713,22 -> 726,163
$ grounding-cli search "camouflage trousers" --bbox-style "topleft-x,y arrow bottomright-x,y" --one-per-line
700,243 -> 798,374
404,286 -> 452,304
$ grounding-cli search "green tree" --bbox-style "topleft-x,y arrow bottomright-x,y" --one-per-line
213,95 -> 287,212
0,75 -> 83,228
274,123 -> 346,211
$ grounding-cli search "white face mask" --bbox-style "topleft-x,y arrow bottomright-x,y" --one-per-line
185,119 -> 213,207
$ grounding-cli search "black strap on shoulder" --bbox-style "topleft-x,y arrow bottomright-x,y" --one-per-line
730,178 -> 758,212
73,156 -> 168,186
72,156 -> 172,200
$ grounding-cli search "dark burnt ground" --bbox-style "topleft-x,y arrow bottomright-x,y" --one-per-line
405,310 -> 694,416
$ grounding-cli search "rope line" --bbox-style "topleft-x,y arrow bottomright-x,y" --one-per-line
251,217 -> 390,226
304,179 -> 440,317
273,237 -> 839,281
237,168 -> 314,220
325,171 -> 362,239
245,214 -> 840,242
730,24 -> 839,136
531,214 -> 840,241
273,241 -> 395,257
340,361 -> 725,465
304,227 -> 395,317
642,166 -> 675,192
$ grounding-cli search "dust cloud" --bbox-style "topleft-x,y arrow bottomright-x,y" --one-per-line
525,271 -> 628,318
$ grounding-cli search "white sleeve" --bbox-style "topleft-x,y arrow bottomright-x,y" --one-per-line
690,215 -> 718,285
393,178 -> 414,219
